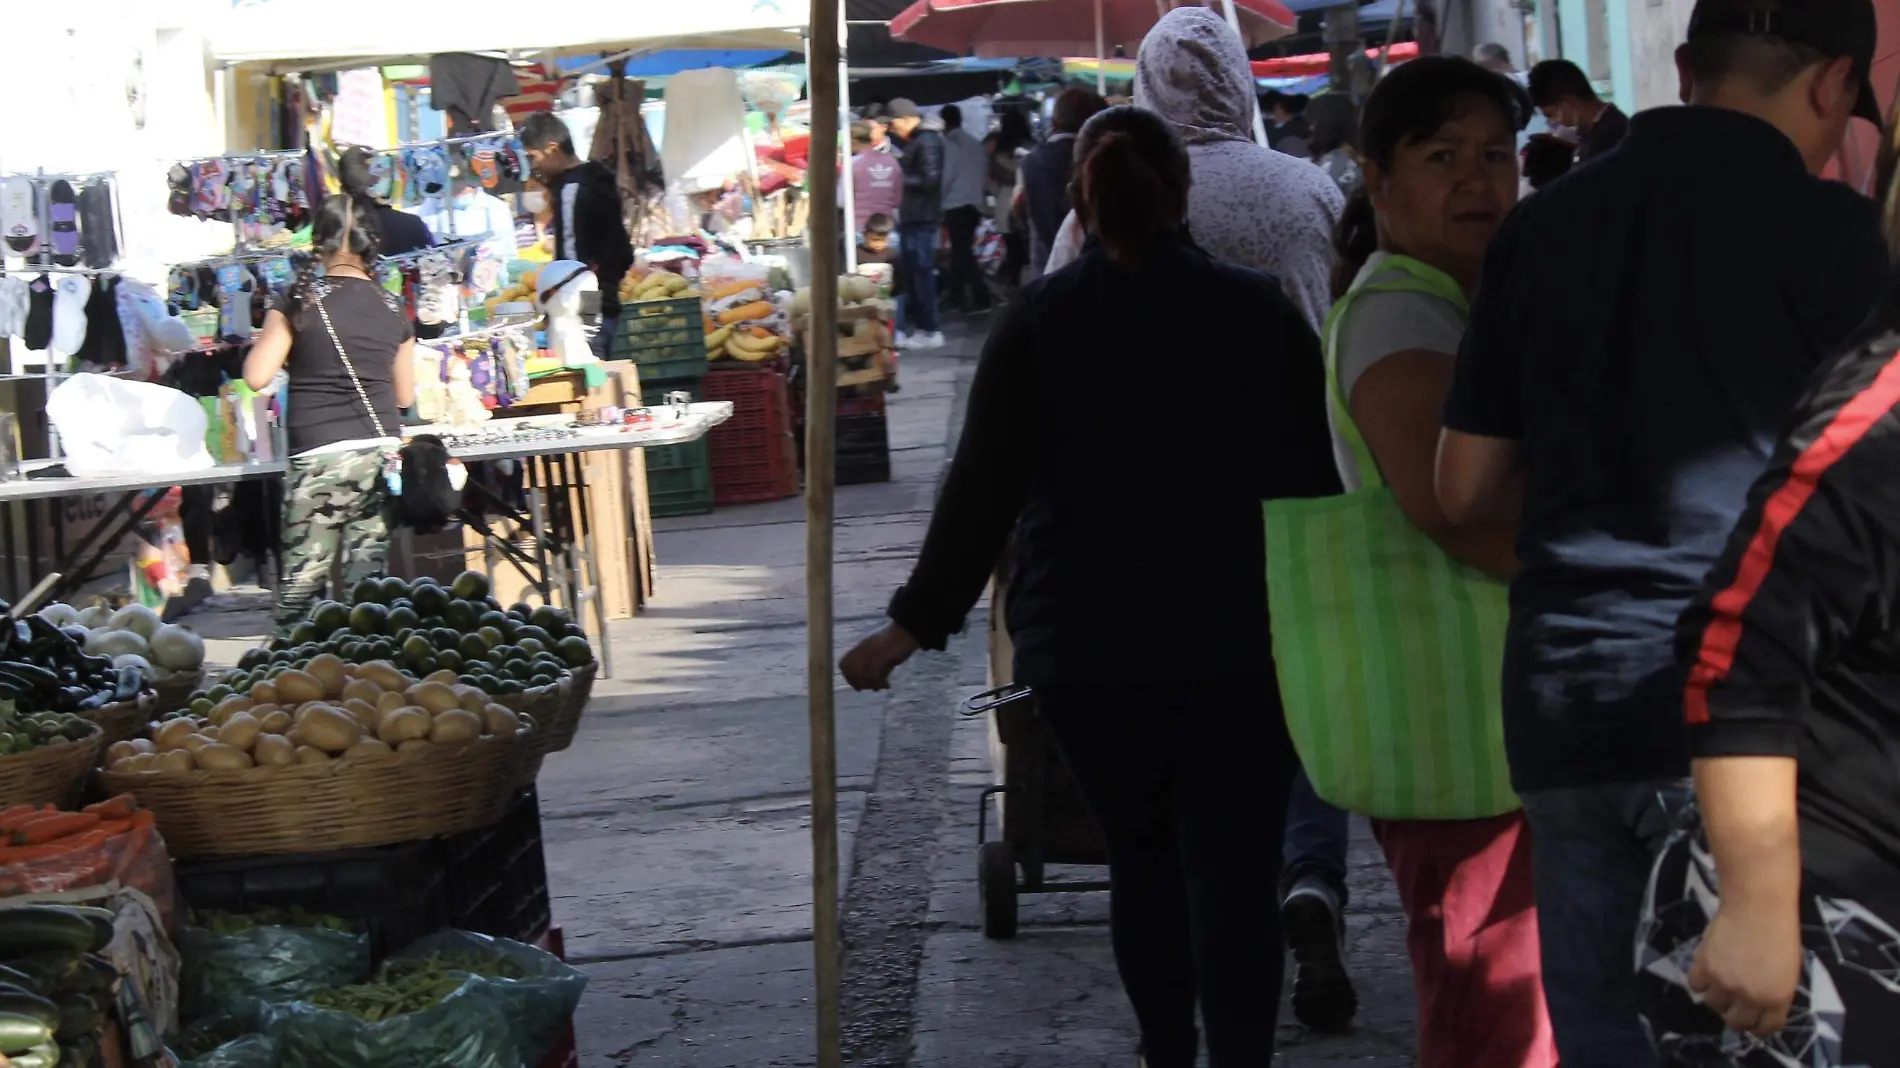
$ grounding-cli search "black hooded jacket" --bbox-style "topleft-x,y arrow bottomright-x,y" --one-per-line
894,129 -> 945,226
549,160 -> 633,315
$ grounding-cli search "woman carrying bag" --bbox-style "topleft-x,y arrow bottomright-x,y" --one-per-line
1264,56 -> 1555,1067
244,192 -> 416,630
842,105 -> 1341,1068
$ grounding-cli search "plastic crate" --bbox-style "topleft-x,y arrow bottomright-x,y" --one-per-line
620,296 -> 702,339
443,786 -> 552,945
837,411 -> 891,486
619,340 -> 709,384
646,436 -> 715,517
712,452 -> 799,506
174,842 -> 450,962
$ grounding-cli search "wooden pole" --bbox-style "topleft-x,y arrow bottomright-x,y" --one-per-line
805,1 -> 843,1066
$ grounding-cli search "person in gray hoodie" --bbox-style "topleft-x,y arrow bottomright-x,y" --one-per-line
1043,7 -> 1344,333
1043,6 -> 1358,1033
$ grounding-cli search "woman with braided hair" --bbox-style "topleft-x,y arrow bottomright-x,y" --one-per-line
243,192 -> 416,629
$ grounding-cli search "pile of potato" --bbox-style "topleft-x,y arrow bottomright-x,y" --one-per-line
481,269 -> 542,318
104,654 -> 528,774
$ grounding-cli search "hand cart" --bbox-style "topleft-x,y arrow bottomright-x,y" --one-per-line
965,682 -> 1109,939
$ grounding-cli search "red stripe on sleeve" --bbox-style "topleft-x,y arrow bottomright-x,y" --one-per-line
1685,350 -> 1900,726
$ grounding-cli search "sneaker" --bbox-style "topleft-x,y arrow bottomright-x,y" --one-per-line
1283,874 -> 1358,1031
920,331 -> 946,349
894,330 -> 915,349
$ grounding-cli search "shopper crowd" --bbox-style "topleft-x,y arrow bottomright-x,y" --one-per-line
844,0 -> 1898,1065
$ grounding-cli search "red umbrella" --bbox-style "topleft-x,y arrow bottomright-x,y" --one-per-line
890,0 -> 1298,60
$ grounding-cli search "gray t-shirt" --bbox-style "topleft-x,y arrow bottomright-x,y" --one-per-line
1328,258 -> 1468,490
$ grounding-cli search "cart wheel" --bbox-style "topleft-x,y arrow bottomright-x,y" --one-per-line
979,840 -> 1019,939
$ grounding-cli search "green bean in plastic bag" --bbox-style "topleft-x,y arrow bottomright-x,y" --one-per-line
385,930 -> 589,1066
176,1033 -> 280,1068
263,978 -> 516,1068
178,920 -> 372,1020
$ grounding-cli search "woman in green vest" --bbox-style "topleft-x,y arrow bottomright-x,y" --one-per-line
1275,56 -> 1554,1067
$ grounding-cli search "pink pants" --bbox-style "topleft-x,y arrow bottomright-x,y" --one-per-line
1370,810 -> 1557,1068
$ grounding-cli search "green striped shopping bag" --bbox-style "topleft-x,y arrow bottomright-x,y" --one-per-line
1263,254 -> 1517,820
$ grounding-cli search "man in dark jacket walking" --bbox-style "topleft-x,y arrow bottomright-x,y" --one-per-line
521,111 -> 634,359
888,98 -> 945,349
1017,88 -> 1107,278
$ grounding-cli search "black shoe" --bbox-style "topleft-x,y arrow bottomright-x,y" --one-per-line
1283,874 -> 1358,1032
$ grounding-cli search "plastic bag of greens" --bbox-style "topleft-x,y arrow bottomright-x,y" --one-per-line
176,1033 -> 280,1068
263,977 -> 516,1068
168,1011 -> 279,1068
179,911 -> 371,1020
383,930 -> 588,1065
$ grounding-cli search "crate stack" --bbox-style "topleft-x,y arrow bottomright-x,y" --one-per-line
836,392 -> 893,484
616,296 -> 714,517
703,369 -> 799,506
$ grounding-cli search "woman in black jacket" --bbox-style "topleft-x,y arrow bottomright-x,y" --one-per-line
841,106 -> 1342,1068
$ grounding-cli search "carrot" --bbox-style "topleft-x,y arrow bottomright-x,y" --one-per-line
0,806 -> 40,833
747,327 -> 774,340
11,812 -> 98,846
82,796 -> 136,821
0,842 -> 85,863
129,810 -> 156,832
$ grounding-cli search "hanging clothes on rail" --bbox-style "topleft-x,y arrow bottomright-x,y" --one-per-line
428,53 -> 516,136
590,72 -> 665,210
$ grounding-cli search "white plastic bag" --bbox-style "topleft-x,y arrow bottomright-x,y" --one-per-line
47,373 -> 214,477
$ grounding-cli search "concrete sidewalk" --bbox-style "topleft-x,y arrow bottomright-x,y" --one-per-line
547,320 -> 1422,1066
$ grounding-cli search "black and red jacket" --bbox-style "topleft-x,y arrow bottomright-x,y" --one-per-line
1679,327 -> 1900,901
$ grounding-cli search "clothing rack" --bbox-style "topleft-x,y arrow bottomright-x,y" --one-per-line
424,314 -> 541,347
1,169 -> 129,459
388,131 -> 519,152
171,150 -> 307,165
381,233 -> 492,265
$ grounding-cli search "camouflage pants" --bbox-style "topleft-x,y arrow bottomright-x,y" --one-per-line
276,448 -> 390,630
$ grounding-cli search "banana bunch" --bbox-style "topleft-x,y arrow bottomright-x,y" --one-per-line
623,271 -> 695,303
724,330 -> 785,363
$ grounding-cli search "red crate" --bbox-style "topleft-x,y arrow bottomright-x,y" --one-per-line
714,453 -> 800,505
704,369 -> 799,505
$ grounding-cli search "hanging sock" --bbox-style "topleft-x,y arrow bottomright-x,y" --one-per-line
2,176 -> 40,255
22,276 -> 54,351
49,274 -> 89,356
215,264 -> 255,344
79,181 -> 118,269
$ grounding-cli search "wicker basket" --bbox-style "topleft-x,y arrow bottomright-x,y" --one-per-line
0,724 -> 104,809
82,692 -> 158,749
150,670 -> 205,717
97,728 -> 530,859
541,662 -> 596,754
501,680 -> 568,787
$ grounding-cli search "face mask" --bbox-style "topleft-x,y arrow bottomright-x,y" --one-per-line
521,191 -> 549,214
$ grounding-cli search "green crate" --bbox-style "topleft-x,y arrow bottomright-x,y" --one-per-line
616,340 -> 710,385
620,296 -> 703,341
615,324 -> 702,349
644,437 -> 713,517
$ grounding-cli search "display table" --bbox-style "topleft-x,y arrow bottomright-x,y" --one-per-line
0,403 -> 732,628
426,403 -> 733,679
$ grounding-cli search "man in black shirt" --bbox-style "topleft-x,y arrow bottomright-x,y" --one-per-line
1528,58 -> 1631,162
1436,0 -> 1886,1063
520,112 -> 633,359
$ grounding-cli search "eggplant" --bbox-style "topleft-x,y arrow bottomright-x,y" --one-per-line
56,626 -> 87,648
72,688 -> 106,711
22,617 -> 65,661
11,621 -> 29,652
109,666 -> 141,702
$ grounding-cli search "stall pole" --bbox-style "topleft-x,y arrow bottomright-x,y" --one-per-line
805,0 -> 845,1066
840,4 -> 858,273
1220,0 -> 1272,145
1095,0 -> 1107,94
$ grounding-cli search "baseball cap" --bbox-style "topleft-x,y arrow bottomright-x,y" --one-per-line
887,98 -> 921,120
1686,0 -> 1881,124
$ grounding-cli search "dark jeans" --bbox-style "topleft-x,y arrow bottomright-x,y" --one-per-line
1038,677 -> 1298,1068
942,205 -> 988,310
898,222 -> 940,334
1518,778 -> 1692,1068
590,313 -> 619,361
1282,765 -> 1350,902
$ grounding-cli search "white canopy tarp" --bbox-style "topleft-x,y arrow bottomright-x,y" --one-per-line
208,0 -> 806,70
